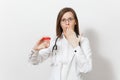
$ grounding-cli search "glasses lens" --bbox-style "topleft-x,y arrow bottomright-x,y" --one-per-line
61,18 -> 74,23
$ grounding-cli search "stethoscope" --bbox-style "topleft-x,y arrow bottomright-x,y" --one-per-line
52,37 -> 59,53
52,35 -> 81,53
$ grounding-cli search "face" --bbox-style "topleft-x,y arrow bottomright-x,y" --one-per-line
60,11 -> 76,32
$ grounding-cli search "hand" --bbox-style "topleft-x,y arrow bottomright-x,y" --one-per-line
33,37 -> 50,51
64,27 -> 81,48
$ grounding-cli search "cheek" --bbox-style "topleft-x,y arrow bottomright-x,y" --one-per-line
70,22 -> 76,29
71,24 -> 75,29
61,26 -> 66,32
60,23 -> 66,30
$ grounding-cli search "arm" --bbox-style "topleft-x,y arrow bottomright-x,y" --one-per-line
73,37 -> 92,73
29,48 -> 52,65
29,36 -> 55,65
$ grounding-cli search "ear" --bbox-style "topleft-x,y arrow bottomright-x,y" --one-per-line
74,20 -> 77,25
75,22 -> 76,25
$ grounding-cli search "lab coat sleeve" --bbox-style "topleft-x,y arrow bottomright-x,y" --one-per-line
73,37 -> 92,73
29,48 -> 52,65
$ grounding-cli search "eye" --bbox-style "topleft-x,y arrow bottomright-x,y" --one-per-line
61,19 -> 66,22
69,18 -> 74,21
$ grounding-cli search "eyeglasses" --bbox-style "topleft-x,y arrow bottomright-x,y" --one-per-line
61,17 -> 75,23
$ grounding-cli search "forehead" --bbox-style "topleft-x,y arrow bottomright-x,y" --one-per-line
61,11 -> 74,19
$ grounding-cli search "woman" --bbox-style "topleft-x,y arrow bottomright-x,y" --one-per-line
29,7 -> 92,80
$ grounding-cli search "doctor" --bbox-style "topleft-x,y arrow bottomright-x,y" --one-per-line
29,7 -> 92,80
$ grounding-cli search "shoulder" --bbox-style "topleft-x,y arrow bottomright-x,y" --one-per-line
81,36 -> 89,42
80,36 -> 90,45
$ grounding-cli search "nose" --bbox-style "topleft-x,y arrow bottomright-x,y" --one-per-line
65,20 -> 69,25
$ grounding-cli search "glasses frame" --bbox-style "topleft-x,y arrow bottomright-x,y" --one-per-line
61,17 -> 75,23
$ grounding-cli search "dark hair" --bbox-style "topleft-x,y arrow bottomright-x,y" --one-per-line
56,7 -> 80,37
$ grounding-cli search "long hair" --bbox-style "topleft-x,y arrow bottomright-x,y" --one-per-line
56,7 -> 80,37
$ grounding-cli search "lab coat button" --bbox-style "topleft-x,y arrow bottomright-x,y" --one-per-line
74,50 -> 77,52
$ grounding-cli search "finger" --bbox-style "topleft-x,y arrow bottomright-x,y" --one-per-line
41,37 -> 45,41
65,28 -> 69,34
37,37 -> 44,44
67,27 -> 73,32
69,26 -> 73,30
66,27 -> 69,31
36,39 -> 41,44
63,29 -> 67,35
46,43 -> 50,48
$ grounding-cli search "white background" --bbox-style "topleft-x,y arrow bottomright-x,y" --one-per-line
0,0 -> 120,80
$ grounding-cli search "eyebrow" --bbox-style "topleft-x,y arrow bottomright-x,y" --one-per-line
61,17 -> 74,19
